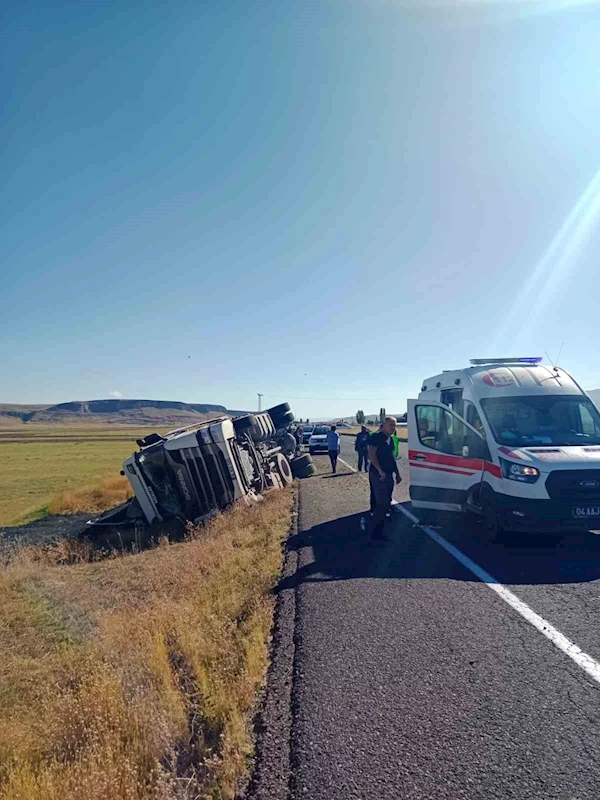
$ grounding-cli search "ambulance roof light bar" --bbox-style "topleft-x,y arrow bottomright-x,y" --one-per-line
469,357 -> 543,366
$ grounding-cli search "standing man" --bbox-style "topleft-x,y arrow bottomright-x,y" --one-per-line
355,425 -> 371,472
368,416 -> 401,541
327,425 -> 340,473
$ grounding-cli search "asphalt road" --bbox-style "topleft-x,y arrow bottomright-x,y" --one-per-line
250,435 -> 600,799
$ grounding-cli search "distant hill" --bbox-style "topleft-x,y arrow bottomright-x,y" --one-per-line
0,399 -> 249,426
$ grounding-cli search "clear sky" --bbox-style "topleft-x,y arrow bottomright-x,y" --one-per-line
3,0 -> 600,419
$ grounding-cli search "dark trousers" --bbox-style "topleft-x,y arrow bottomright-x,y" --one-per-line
357,451 -> 369,472
328,450 -> 339,472
369,468 -> 394,538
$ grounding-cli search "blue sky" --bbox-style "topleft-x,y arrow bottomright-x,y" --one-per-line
3,0 -> 600,418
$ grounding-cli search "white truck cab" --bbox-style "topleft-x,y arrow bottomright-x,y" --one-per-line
408,358 -> 600,536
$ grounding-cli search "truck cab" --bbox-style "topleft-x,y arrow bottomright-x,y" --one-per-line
408,358 -> 600,536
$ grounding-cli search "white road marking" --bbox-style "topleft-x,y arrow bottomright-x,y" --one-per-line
338,457 -> 357,473
395,504 -> 600,686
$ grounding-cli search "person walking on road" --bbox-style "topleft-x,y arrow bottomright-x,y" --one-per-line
327,425 -> 340,473
368,416 -> 401,541
355,425 -> 371,472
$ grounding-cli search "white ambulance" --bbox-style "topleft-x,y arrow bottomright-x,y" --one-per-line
408,358 -> 600,537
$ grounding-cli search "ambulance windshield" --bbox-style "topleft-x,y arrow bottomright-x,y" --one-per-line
480,395 -> 600,448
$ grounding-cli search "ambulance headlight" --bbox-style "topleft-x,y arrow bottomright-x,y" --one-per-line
500,458 -> 540,483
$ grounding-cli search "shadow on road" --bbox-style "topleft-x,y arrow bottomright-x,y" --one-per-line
281,502 -> 600,589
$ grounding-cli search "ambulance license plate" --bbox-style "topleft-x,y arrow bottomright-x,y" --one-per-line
572,505 -> 600,519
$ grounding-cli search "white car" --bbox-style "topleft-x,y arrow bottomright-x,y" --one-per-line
302,425 -> 314,444
308,426 -> 330,454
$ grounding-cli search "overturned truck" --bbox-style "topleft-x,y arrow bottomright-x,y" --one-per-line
89,403 -> 315,538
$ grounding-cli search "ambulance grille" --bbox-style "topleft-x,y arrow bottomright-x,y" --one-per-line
545,470 -> 600,500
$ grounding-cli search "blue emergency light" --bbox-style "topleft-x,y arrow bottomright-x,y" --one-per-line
469,357 -> 543,366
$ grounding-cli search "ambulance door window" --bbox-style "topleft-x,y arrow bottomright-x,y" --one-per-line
440,388 -> 463,418
416,405 -> 470,457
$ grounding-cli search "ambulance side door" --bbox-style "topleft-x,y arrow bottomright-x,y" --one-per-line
407,399 -> 487,513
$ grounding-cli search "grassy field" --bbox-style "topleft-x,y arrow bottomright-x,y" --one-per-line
0,487 -> 293,799
0,424 -> 171,527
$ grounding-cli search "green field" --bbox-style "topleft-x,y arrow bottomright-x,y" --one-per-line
0,424 -> 169,527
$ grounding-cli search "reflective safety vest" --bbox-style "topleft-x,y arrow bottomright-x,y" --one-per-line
391,433 -> 400,459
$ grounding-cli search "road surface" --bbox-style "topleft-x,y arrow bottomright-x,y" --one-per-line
249,435 -> 600,799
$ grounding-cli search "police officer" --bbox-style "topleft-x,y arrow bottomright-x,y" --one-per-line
367,417 -> 401,541
354,425 -> 370,472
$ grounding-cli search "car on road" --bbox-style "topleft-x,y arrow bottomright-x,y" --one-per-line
308,426 -> 330,454
302,425 -> 314,444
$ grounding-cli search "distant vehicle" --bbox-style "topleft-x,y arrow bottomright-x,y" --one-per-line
302,425 -> 314,444
409,357 -> 600,540
309,425 -> 330,454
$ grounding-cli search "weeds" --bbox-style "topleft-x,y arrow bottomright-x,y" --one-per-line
48,475 -> 133,515
0,488 -> 293,799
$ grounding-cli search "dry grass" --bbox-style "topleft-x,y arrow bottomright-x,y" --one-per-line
0,424 -> 169,527
48,475 -> 134,515
0,487 -> 293,799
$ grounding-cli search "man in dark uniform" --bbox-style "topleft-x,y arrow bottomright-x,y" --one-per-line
354,425 -> 371,472
368,416 -> 401,541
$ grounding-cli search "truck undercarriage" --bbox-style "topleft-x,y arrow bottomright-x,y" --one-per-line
86,403 -> 314,543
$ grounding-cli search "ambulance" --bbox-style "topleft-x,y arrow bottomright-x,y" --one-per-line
408,358 -> 600,537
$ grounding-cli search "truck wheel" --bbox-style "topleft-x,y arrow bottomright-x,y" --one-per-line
291,453 -> 313,477
292,455 -> 316,478
233,414 -> 257,435
266,402 -> 290,417
297,462 -> 317,478
271,410 -> 295,429
275,453 -> 293,486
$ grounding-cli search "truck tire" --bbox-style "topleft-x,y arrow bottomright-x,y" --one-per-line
266,402 -> 290,417
233,414 -> 257,435
270,410 -> 295,429
275,453 -> 293,486
291,454 -> 316,478
297,462 -> 317,478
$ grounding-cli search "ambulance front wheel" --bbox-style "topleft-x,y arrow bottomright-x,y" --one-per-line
483,495 -> 505,542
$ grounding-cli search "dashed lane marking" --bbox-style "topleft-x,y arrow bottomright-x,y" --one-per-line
395,504 -> 600,687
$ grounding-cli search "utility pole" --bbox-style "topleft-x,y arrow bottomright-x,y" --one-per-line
257,393 -> 263,412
